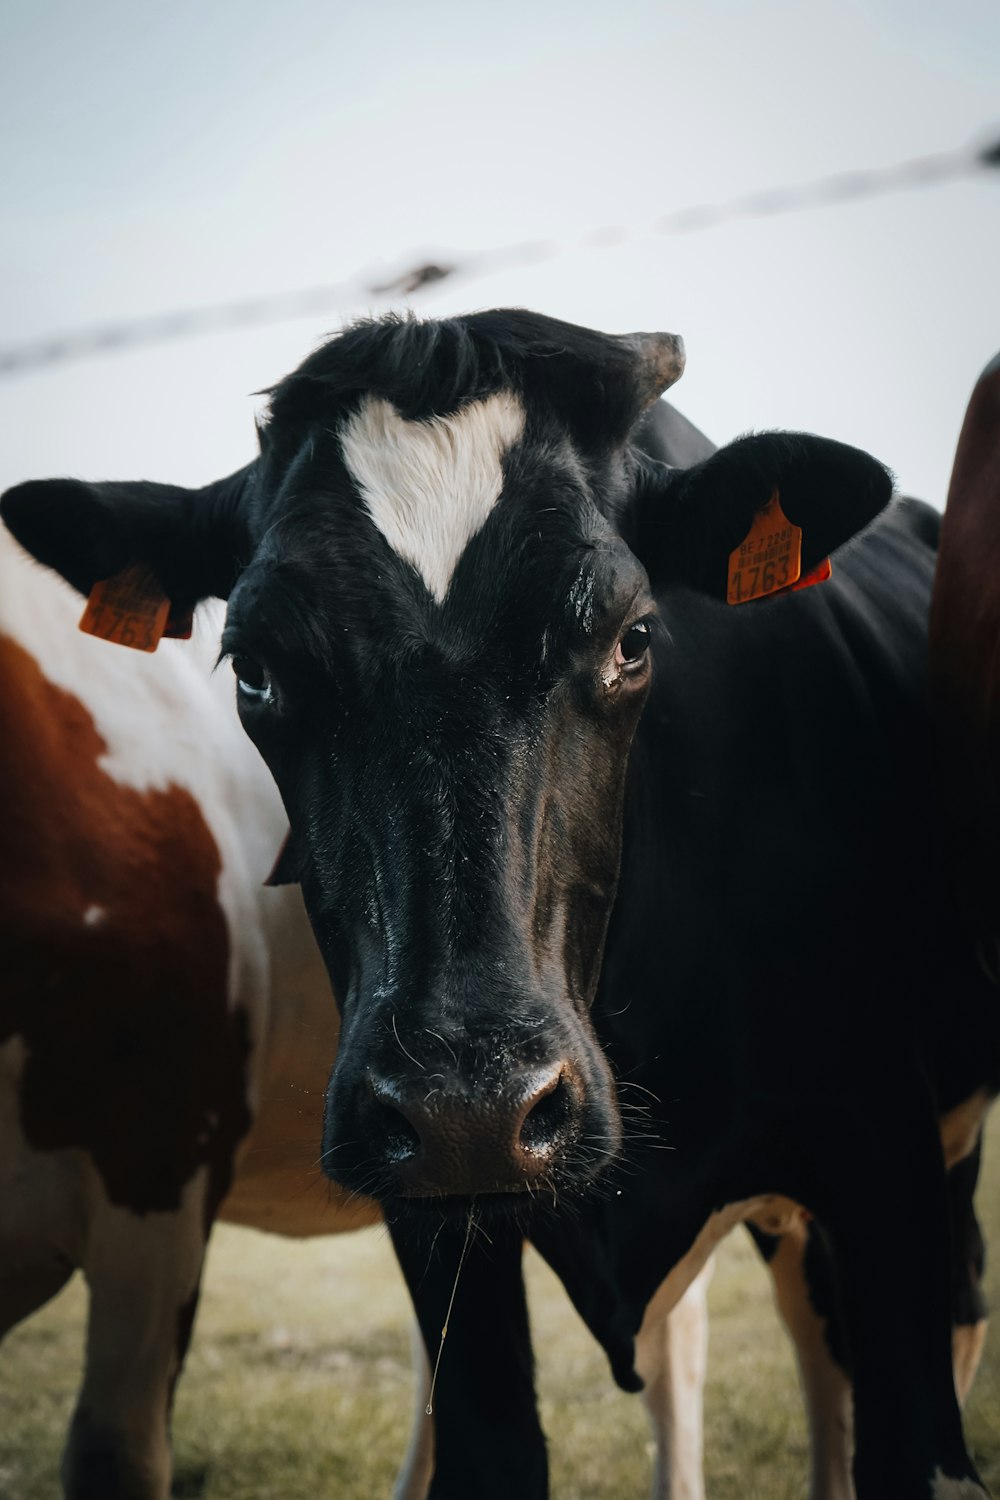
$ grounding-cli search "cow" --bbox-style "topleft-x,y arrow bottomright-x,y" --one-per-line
0,536 -> 429,1499
3,310 -> 997,1499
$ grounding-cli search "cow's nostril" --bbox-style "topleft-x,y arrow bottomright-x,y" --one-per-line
519,1073 -> 573,1157
373,1100 -> 421,1164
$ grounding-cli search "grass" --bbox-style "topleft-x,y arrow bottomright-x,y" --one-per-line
1,1112 -> 998,1499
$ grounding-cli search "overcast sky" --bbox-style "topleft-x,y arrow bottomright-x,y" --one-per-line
1,0 -> 997,507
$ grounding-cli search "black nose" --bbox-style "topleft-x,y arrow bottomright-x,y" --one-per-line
364,1060 -> 582,1196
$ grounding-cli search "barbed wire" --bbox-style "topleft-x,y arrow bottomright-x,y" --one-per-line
2,130 -> 997,380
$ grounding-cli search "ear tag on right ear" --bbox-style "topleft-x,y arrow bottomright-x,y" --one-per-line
727,489 -> 802,605
79,564 -> 171,652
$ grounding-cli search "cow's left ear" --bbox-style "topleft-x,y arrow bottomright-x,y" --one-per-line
623,432 -> 894,596
0,463 -> 255,616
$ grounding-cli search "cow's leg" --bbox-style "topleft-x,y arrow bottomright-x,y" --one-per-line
61,1171 -> 209,1500
947,1137 -> 988,1407
752,1218 -> 854,1500
753,1135 -> 988,1500
392,1317 -> 434,1500
814,1095 -> 986,1499
388,1215 -> 548,1500
634,1255 -> 712,1500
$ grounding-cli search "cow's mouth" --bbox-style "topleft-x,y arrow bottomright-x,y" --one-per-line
382,1182 -> 587,1233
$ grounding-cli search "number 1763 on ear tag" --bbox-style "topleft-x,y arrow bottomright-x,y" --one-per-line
727,490 -> 802,605
79,565 -> 171,652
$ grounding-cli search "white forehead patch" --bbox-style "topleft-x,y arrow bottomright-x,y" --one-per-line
339,391 -> 525,603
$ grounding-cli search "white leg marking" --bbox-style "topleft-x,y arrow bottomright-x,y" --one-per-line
340,392 -> 526,603
392,1317 -> 434,1500
952,1321 -> 987,1408
636,1256 -> 713,1500
939,1091 -> 990,1170
766,1218 -> 854,1500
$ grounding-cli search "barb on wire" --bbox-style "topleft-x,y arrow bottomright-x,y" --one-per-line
1,130 -> 996,380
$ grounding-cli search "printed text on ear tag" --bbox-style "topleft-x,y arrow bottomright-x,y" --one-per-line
79,565 -> 171,651
766,555 -> 833,600
726,489 -> 803,605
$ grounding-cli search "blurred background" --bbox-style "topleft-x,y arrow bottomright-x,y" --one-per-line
1,0 -> 998,505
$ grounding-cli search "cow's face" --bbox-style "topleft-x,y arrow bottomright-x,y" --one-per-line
0,310 -> 893,1215
224,385 -> 662,1203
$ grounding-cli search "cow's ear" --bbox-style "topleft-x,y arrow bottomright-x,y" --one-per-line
624,432 -> 894,596
0,464 -> 255,615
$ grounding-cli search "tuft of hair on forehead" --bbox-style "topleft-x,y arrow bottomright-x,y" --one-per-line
262,308 -> 655,437
265,312 -> 517,429
340,391 -> 526,604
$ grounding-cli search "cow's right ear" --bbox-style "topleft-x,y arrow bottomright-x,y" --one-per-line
0,464 -> 255,615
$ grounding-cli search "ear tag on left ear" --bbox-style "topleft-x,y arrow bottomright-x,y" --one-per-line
727,489 -> 802,605
79,564 -> 171,652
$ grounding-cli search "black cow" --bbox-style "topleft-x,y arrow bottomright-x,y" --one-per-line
3,311 -> 997,1499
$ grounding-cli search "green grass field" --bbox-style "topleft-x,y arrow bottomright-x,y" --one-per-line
2,1113 -> 999,1499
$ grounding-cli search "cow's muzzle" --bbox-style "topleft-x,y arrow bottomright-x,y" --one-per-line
364,1058 -> 583,1197
322,1032 -> 609,1200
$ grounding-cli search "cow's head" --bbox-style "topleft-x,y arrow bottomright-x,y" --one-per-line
1,311 -> 891,1214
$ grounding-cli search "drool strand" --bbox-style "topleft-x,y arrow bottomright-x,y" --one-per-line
425,1207 -> 476,1417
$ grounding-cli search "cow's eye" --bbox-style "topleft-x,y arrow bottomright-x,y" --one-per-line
615,620 -> 652,671
233,655 -> 273,703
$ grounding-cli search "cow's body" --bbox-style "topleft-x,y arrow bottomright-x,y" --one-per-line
3,310 -> 996,1498
390,490 -> 997,1500
0,539 -> 380,1498
537,491 -> 997,1477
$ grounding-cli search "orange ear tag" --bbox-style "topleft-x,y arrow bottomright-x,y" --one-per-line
726,489 -> 802,605
79,564 -> 171,652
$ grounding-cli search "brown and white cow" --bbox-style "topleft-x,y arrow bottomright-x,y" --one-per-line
0,535 -> 410,1498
